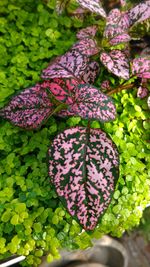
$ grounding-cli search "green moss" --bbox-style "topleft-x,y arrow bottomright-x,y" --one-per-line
0,0 -> 150,266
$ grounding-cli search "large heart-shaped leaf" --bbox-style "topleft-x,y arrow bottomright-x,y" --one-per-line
49,126 -> 119,230
58,83 -> 117,122
0,84 -> 54,130
132,56 -> 150,79
76,25 -> 98,40
72,39 -> 100,56
41,50 -> 89,80
76,0 -> 106,18
100,50 -> 130,80
127,1 -> 150,26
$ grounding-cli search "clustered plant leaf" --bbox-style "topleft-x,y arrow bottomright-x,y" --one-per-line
0,0 -> 150,265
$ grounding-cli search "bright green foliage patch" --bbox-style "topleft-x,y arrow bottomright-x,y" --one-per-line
0,0 -> 150,266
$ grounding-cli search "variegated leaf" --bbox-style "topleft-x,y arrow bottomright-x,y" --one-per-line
49,127 -> 119,230
76,25 -> 98,40
104,25 -> 124,40
76,0 -> 106,17
104,9 -> 130,42
81,61 -> 100,84
100,50 -> 130,80
106,9 -> 130,31
101,80 -> 111,91
41,50 -> 89,80
72,39 -> 100,56
58,83 -> 117,122
128,1 -> 150,26
110,33 -> 131,45
0,84 -> 54,130
137,86 -> 149,99
132,56 -> 150,79
41,78 -> 82,105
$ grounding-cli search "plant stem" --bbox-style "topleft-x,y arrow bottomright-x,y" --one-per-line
107,83 -> 135,96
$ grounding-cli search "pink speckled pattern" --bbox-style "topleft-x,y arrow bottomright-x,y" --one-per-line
128,1 -> 150,26
0,84 -> 54,129
48,127 -> 119,230
100,50 -> 130,80
41,78 -> 81,105
41,50 -> 89,80
110,33 -> 131,46
81,61 -> 100,84
137,86 -> 149,99
132,56 -> 150,79
101,80 -> 110,91
76,0 -> 106,17
104,8 -> 130,46
72,39 -> 100,56
106,9 -> 130,30
76,25 -> 98,40
58,83 -> 116,122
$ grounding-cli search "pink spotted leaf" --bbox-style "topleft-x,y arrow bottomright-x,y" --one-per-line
49,127 -> 119,230
81,61 -> 100,84
41,78 -> 81,105
100,50 -> 130,80
127,1 -> 150,27
137,86 -> 149,99
0,84 -> 55,130
132,56 -> 150,79
76,25 -> 98,40
76,0 -> 106,18
58,83 -> 117,122
109,33 -> 131,46
105,9 -> 130,34
71,39 -> 100,56
41,50 -> 89,80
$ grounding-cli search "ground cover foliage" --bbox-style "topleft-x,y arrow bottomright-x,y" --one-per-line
0,0 -> 150,266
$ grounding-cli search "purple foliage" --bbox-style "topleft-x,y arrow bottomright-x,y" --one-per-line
110,33 -> 131,45
48,127 -> 119,230
100,50 -> 130,80
0,84 -> 54,130
76,25 -> 98,40
104,9 -> 130,45
58,83 -> 117,122
101,80 -> 110,91
41,78 -> 83,105
128,1 -> 150,26
137,86 -> 149,99
71,38 -> 100,56
81,61 -> 100,84
132,56 -> 150,79
42,50 -> 89,80
76,0 -> 106,17
105,9 -> 130,32
104,25 -> 125,40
